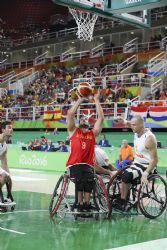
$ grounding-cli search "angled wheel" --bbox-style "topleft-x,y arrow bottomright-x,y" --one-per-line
49,174 -> 69,218
93,175 -> 110,214
138,174 -> 167,219
107,176 -> 121,202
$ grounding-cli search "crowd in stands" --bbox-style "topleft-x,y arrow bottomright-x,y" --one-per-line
27,135 -> 68,152
25,132 -> 113,153
0,65 -> 138,112
136,89 -> 167,108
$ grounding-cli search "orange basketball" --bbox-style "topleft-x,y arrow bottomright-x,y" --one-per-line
77,82 -> 93,97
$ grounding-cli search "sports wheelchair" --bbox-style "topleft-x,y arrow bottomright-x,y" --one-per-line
49,171 -> 111,219
107,166 -> 167,219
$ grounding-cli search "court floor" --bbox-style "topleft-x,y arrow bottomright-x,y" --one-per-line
0,169 -> 167,250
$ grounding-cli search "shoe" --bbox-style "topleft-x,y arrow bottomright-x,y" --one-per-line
77,203 -> 83,212
83,203 -> 96,212
2,199 -> 16,207
83,203 -> 91,212
112,198 -> 127,211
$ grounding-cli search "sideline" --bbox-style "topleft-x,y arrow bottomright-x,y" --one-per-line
0,209 -> 48,215
0,226 -> 26,235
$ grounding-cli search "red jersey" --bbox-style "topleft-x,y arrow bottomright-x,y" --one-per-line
66,128 -> 95,167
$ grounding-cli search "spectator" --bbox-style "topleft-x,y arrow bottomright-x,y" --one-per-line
45,140 -> 55,152
53,128 -> 59,135
115,140 -> 133,170
28,141 -> 34,151
44,129 -> 50,135
98,134 -> 111,147
57,141 -> 68,152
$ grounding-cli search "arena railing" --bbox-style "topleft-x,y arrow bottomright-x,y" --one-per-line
73,72 -> 144,90
0,70 -> 15,84
91,43 -> 105,58
0,39 -> 162,71
2,99 -> 167,122
123,38 -> 138,53
0,102 -> 128,121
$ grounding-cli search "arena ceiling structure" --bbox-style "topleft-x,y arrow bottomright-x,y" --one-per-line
0,0 -> 68,30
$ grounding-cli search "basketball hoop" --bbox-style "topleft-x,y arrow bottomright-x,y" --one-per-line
69,8 -> 98,42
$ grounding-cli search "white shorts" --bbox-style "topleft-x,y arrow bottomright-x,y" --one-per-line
0,168 -> 9,176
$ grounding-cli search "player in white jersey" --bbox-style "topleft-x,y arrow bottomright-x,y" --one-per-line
0,122 -> 15,208
114,115 -> 158,211
94,146 -> 116,172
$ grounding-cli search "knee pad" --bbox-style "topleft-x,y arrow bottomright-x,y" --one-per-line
83,178 -> 94,193
122,171 -> 133,184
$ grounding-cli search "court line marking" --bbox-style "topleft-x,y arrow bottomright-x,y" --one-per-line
0,226 -> 26,235
12,176 -> 47,182
105,238 -> 167,250
0,209 -> 48,215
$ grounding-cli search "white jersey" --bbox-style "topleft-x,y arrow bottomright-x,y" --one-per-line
0,142 -> 7,156
94,147 -> 109,167
134,130 -> 156,165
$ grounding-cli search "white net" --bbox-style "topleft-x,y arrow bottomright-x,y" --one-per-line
69,8 -> 98,42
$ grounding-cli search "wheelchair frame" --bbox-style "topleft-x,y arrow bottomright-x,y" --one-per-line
49,171 -> 111,219
107,167 -> 167,219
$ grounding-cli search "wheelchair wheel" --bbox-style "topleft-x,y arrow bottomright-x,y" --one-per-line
49,174 -> 69,218
107,177 -> 121,202
138,174 -> 167,219
93,175 -> 110,214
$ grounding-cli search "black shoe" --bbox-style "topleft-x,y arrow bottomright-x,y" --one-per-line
83,203 -> 91,212
77,204 -> 83,212
112,198 -> 127,211
83,203 -> 96,212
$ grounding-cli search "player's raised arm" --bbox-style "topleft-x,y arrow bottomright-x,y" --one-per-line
93,90 -> 104,137
67,96 -> 83,134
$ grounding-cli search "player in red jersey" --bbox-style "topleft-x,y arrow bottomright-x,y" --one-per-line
66,90 -> 105,211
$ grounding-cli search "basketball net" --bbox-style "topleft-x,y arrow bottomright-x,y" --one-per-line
69,8 -> 98,42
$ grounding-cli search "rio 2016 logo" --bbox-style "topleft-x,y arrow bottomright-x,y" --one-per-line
19,154 -> 47,167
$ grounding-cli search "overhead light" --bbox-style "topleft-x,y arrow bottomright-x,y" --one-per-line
23,49 -> 26,53
165,26 -> 167,29
100,36 -> 103,39
35,51 -> 38,53
71,41 -> 75,44
130,32 -> 134,34
47,46 -> 50,49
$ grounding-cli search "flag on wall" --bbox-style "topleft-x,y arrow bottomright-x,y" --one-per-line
43,108 -> 61,121
149,106 -> 167,121
130,106 -> 148,118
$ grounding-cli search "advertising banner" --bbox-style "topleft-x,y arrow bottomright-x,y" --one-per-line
7,146 -> 167,174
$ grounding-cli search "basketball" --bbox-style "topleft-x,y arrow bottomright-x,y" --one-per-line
77,82 -> 93,97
